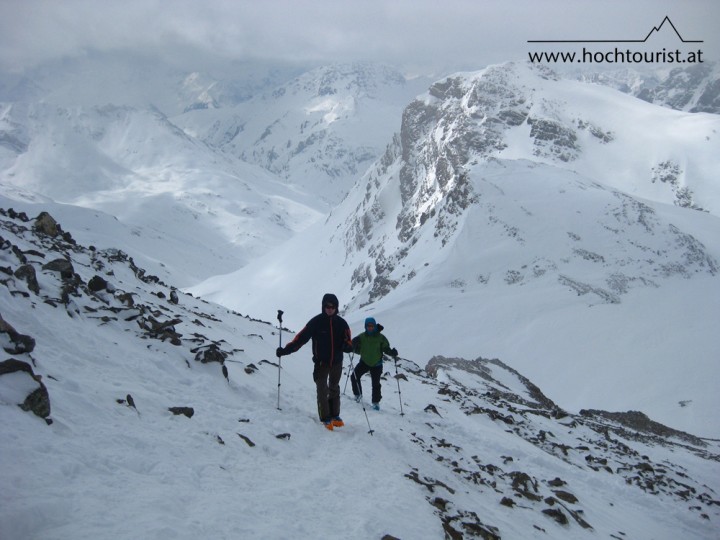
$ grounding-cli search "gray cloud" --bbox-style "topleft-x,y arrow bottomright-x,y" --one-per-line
1,0 -> 718,75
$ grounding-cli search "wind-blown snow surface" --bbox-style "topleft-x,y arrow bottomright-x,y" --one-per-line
1,209 -> 718,539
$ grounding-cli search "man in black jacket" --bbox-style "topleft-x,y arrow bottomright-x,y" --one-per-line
276,293 -> 353,430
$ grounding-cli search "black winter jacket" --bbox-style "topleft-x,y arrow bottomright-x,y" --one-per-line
283,313 -> 352,366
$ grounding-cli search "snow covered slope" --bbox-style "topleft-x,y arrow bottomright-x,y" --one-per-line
0,101 -> 322,285
192,63 -> 720,437
1,208 -> 718,539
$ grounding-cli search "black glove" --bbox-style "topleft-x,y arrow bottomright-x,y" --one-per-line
390,348 -> 398,357
276,347 -> 286,357
343,343 -> 353,353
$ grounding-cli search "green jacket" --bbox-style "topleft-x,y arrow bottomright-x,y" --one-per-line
352,332 -> 392,367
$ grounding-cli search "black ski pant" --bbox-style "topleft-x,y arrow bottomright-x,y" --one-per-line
313,359 -> 343,421
351,361 -> 383,404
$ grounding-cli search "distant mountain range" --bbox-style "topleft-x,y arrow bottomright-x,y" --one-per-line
576,62 -> 720,114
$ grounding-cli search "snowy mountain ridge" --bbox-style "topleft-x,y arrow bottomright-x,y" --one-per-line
338,62 -> 720,302
192,62 -> 720,438
174,62 -> 432,206
574,62 -> 720,114
1,206 -> 718,539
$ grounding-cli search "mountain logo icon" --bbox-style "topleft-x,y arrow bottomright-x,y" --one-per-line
528,16 -> 703,44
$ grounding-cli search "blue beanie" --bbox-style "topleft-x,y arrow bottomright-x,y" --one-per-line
365,317 -> 377,334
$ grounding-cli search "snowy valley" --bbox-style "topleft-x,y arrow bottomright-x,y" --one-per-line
1,54 -> 720,539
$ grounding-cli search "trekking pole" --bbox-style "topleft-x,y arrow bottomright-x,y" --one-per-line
342,353 -> 354,394
394,357 -> 404,416
276,310 -> 284,411
359,393 -> 375,436
347,353 -> 374,435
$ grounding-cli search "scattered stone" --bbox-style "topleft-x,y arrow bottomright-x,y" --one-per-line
542,507 -> 568,525
0,358 -> 51,421
33,212 -> 60,237
424,404 -> 442,416
510,471 -> 540,500
42,258 -> 75,279
88,275 -> 108,292
0,314 -> 36,354
238,433 -> 255,447
168,407 -> 194,418
430,497 -> 449,511
13,264 -> 40,294
553,490 -> 579,504
194,344 -> 226,364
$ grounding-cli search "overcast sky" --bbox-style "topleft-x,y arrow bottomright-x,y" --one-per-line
1,0 -> 718,75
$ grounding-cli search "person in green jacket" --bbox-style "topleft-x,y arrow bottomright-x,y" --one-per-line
350,317 -> 398,410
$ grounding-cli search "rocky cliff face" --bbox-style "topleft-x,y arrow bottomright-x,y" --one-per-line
336,62 -> 719,307
0,207 -> 249,424
637,63 -> 720,114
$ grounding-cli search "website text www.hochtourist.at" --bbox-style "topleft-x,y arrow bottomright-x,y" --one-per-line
528,47 -> 704,65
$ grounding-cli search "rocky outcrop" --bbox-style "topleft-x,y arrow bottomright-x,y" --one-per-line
637,63 -> 720,114
339,63 -> 718,308
416,355 -> 719,532
0,208 -> 244,425
0,358 -> 51,422
0,313 -> 36,354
